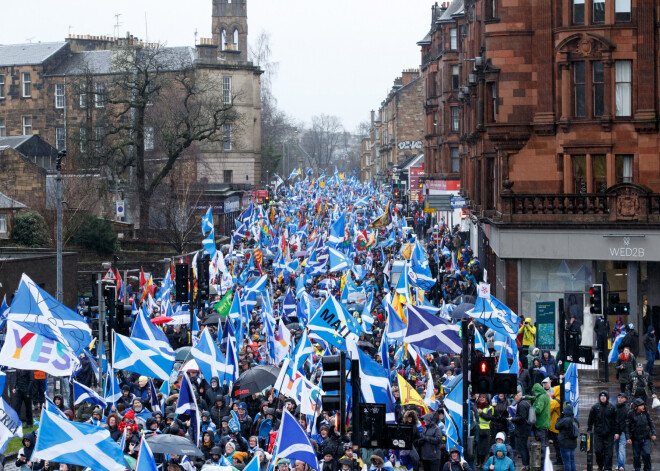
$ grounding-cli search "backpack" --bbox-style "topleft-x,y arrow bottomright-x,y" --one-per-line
526,402 -> 536,426
569,418 -> 579,439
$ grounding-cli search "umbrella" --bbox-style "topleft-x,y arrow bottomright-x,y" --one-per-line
167,315 -> 190,326
293,250 -> 309,257
202,314 -> 220,325
357,340 -> 376,354
284,322 -> 301,331
180,359 -> 200,373
146,434 -> 203,457
150,316 -> 173,325
450,303 -> 475,320
234,365 -> 281,397
346,303 -> 364,312
175,346 -> 192,362
452,295 -> 476,304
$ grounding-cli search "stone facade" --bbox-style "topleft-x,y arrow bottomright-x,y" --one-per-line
0,147 -> 47,210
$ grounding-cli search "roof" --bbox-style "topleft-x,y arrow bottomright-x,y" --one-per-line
437,0 -> 464,23
395,152 -> 424,171
0,135 -> 33,149
417,32 -> 432,46
0,41 -> 67,66
0,191 -> 27,210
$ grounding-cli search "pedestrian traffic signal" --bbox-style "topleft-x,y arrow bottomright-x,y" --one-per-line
175,263 -> 189,303
197,254 -> 210,304
589,284 -> 603,315
494,373 -> 518,394
320,352 -> 347,426
471,357 -> 495,393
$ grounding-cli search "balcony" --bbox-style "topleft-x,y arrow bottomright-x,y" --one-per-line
500,184 -> 660,224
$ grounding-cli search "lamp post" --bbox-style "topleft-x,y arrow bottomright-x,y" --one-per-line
56,150 -> 66,303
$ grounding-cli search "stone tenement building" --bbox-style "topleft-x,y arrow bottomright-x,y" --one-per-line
0,0 -> 261,228
365,69 -> 425,184
419,0 -> 660,350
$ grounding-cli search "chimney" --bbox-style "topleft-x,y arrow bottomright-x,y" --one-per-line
371,110 -> 375,125
401,68 -> 420,86
196,38 -> 218,63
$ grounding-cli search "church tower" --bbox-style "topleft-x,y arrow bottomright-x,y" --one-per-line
212,0 -> 248,62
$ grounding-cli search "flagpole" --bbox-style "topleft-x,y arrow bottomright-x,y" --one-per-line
461,319 -> 469,453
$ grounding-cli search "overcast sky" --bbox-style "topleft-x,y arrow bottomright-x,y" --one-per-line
1,0 -> 432,132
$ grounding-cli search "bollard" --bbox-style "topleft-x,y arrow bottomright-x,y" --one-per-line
529,440 -> 542,471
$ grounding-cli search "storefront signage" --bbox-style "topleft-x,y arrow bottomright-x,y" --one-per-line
609,237 -> 645,258
536,302 -> 556,350
225,196 -> 240,213
410,164 -> 425,202
426,180 -> 461,191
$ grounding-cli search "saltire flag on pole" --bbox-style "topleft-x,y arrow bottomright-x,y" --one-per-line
32,408 -> 126,471
73,380 -> 107,407
444,415 -> 463,454
6,273 -> 92,354
112,332 -> 175,380
307,295 -> 360,351
135,435 -> 159,471
0,321 -> 78,376
328,247 -> 350,273
385,303 -> 407,344
176,372 -> 201,446
191,327 -> 235,385
404,305 -> 461,353
272,410 -> 319,471
474,329 -> 489,357
104,370 -> 121,405
350,344 -> 397,423
0,396 -> 22,453
444,378 -> 463,442
201,207 -> 217,258
148,378 -> 161,414
131,306 -> 176,360
564,362 -> 579,417
409,242 -> 436,291
467,294 -> 520,340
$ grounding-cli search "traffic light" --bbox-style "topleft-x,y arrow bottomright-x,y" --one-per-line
589,284 -> 603,315
175,263 -> 189,303
494,373 -> 518,394
471,357 -> 495,393
320,353 -> 347,425
197,254 -> 210,305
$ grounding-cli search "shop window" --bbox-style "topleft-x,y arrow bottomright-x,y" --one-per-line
615,0 -> 631,22
615,61 -> 632,117
592,0 -> 605,24
592,155 -> 607,192
572,155 -> 587,194
573,0 -> 585,24
592,61 -> 604,117
615,155 -> 633,183
574,62 -> 586,118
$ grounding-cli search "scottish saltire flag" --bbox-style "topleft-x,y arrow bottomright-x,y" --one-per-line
45,395 -> 68,419
404,305 -> 461,353
360,293 -> 375,332
243,455 -> 262,471
444,378 -> 463,441
468,295 -> 520,340
33,409 -> 126,471
148,379 -> 161,414
273,410 -> 319,470
191,328 -> 236,384
287,168 -> 300,180
564,362 -> 579,417
201,207 -> 217,258
307,295 -> 360,351
0,295 -> 8,330
610,332 -> 625,362
380,330 -> 391,374
104,370 -> 121,405
0,371 -> 5,395
131,305 -> 175,360
7,273 -> 92,354
157,270 -> 172,301
386,303 -> 407,343
444,415 -> 463,454
474,329 -> 489,357
352,344 -> 396,423
135,435 -> 158,471
494,332 -> 517,360
328,212 -> 346,247
112,332 -> 175,380
409,242 -> 435,290
176,373 -> 201,446
282,289 -> 297,320
0,397 -> 22,453
97,341 -> 107,375
328,247 -> 350,273
73,380 -> 107,407
0,321 -> 78,376
291,330 -> 313,373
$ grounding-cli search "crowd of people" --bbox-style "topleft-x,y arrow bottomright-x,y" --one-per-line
1,178 -> 659,471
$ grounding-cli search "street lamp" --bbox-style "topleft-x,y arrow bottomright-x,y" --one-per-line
56,150 -> 66,303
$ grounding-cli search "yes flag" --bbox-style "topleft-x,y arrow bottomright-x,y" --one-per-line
468,295 -> 520,340
33,408 -> 126,471
273,410 -> 319,471
7,274 -> 92,354
112,332 -> 175,380
404,305 -> 461,354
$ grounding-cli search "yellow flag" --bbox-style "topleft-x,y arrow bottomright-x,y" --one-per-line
397,374 -> 429,414
391,292 -> 407,325
401,243 -> 412,260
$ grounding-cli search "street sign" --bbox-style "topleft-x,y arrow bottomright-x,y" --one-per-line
116,200 -> 125,218
450,196 -> 466,209
102,267 -> 116,282
426,195 -> 452,211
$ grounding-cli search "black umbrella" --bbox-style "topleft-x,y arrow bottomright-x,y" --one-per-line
202,314 -> 220,325
234,365 -> 281,397
175,346 -> 192,362
357,340 -> 376,354
285,322 -> 301,331
452,295 -> 476,304
146,434 -> 203,457
450,303 -> 475,320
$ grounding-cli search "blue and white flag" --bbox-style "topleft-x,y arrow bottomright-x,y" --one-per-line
148,378 -> 161,414
243,455 -> 262,471
564,363 -> 579,417
468,295 -> 520,340
273,410 -> 319,471
0,371 -> 5,395
176,373 -> 201,446
474,329 -> 489,357
0,397 -> 22,453
104,370 -> 121,405
7,273 -> 92,354
444,378 -> 463,442
386,303 -> 407,344
610,332 -> 625,362
73,380 -> 107,407
97,341 -> 107,375
132,306 -> 175,361
404,305 -> 461,353
287,168 -> 300,180
328,247 -> 350,273
380,330 -> 390,374
45,395 -> 69,419
291,330 -> 314,373
191,328 -> 236,385
33,409 -> 126,471
135,435 -> 158,471
409,242 -> 435,291
201,207 -> 217,258
351,344 -> 396,423
112,332 -> 175,381
328,212 -> 346,247
307,295 -> 360,351
444,415 -> 463,454
282,289 -> 297,321
496,346 -> 510,374
0,295 -> 8,330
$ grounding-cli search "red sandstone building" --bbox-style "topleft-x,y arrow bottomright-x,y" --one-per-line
420,0 -> 660,349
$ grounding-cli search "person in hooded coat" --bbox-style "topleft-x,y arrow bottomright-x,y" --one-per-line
531,383 -> 550,449
539,351 -> 557,381
482,443 -> 514,471
587,391 -> 616,471
419,413 -> 443,471
555,403 -> 579,471
15,432 -> 43,471
211,395 -> 230,429
201,430 -> 216,461
618,324 -> 639,357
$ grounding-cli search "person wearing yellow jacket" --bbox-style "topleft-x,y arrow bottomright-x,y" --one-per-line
549,385 -> 562,466
519,318 -> 537,359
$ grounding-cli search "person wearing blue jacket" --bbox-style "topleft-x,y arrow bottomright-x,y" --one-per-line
482,444 -> 515,471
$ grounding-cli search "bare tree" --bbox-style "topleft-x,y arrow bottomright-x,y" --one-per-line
300,114 -> 344,172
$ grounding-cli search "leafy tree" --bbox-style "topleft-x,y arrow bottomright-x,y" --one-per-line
11,211 -> 52,247
69,215 -> 118,255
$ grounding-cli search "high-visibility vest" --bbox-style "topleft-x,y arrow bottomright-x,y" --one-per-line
478,406 -> 493,430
